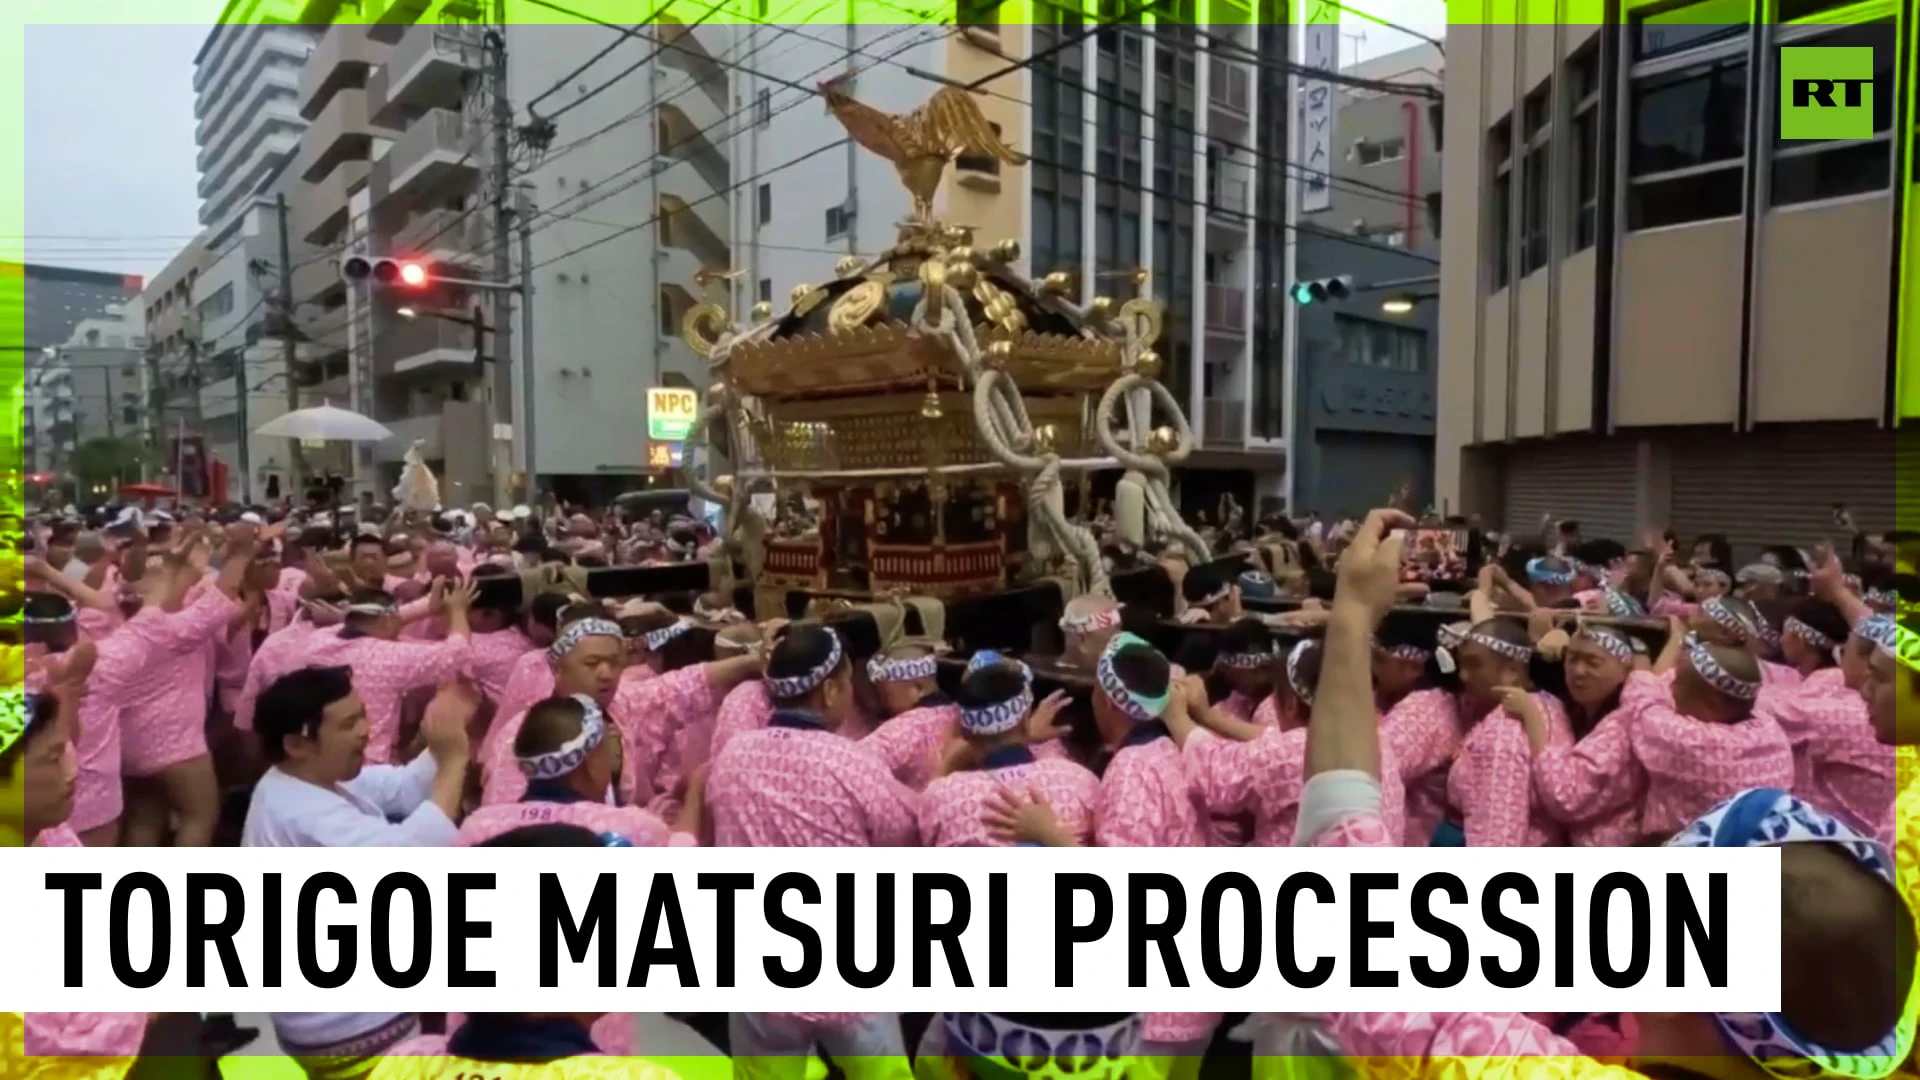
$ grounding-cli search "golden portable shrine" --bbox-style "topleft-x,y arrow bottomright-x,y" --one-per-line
679,82 -> 1212,615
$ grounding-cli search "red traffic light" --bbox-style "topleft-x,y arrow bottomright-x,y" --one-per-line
397,262 -> 429,287
340,255 -> 431,288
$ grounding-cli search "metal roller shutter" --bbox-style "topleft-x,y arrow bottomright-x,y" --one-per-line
1502,438 -> 1640,544
1667,424 -> 1902,563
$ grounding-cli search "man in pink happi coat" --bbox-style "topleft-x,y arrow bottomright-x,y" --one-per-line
859,642 -> 962,792
279,580 -> 476,764
706,623 -> 916,1080
919,663 -> 1098,847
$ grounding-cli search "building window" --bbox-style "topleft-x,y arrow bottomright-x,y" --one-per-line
1355,136 -> 1406,166
1627,49 -> 1747,230
757,183 -> 772,225
1488,117 -> 1512,290
825,203 -> 852,240
1336,314 -> 1426,372
1629,0 -> 1748,63
1425,192 -> 1443,240
756,90 -> 771,128
1569,43 -> 1600,251
1519,81 -> 1552,275
757,278 -> 772,304
660,289 -> 677,336
195,283 -> 235,323
956,122 -> 1006,175
1768,20 -> 1896,208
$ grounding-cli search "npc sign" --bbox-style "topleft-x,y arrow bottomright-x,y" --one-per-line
648,387 -> 699,442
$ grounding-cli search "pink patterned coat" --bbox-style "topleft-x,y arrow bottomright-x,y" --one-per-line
1530,708 -> 1648,846
117,587 -> 243,776
1445,692 -> 1574,847
1381,689 -> 1464,847
1763,668 -> 1895,838
294,630 -> 473,764
918,755 -> 1100,846
861,700 -> 961,793
707,721 -> 920,847
1620,670 -> 1797,840
456,800 -> 694,847
611,664 -> 717,808
1186,717 -> 1406,848
464,628 -> 535,707
485,650 -> 555,759
22,824 -> 149,1059
234,621 -> 342,733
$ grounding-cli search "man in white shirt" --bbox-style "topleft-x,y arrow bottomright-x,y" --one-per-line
241,664 -> 472,848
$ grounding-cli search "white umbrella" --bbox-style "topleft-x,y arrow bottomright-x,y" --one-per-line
255,405 -> 394,442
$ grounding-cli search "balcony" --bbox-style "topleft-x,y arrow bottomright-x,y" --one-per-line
297,305 -> 353,360
299,27 -> 380,120
387,109 -> 477,204
656,103 -> 730,193
370,22 -> 483,126
394,208 -> 487,266
296,160 -> 369,245
1204,283 -> 1247,337
1208,59 -> 1252,120
299,87 -> 383,183
657,192 -> 729,269
199,63 -> 300,150
1201,397 -> 1246,445
291,254 -> 347,311
654,16 -> 728,114
376,313 -> 475,375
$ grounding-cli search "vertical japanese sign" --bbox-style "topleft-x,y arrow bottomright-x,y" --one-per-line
1299,0 -> 1340,214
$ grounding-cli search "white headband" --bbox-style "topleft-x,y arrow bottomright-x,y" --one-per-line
517,695 -> 608,779
868,653 -> 939,684
642,618 -> 694,652
549,618 -> 622,661
766,629 -> 844,699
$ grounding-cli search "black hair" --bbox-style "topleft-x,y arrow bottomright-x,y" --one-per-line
765,624 -> 848,707
23,593 -> 76,648
558,601 -> 609,629
1303,568 -> 1338,602
1215,617 -> 1275,660
1181,565 -> 1229,605
513,532 -> 545,556
1691,533 -> 1734,570
528,592 -> 572,635
515,696 -> 593,762
1574,539 -> 1627,568
478,824 -> 608,847
1763,545 -> 1809,574
1271,639 -> 1322,708
1791,599 -> 1851,665
255,665 -> 356,764
958,664 -> 1028,714
1107,641 -> 1171,700
349,534 -> 385,556
341,588 -> 396,639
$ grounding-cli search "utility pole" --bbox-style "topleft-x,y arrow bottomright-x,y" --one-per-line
233,348 -> 251,503
486,12 -> 515,508
276,191 -> 306,497
517,184 -> 536,492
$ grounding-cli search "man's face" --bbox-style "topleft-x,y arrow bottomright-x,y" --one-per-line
351,542 -> 387,583
291,692 -> 372,781
555,636 -> 625,705
20,714 -> 77,833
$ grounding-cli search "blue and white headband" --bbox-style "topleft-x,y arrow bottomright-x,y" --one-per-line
765,628 -> 844,699
1284,639 -> 1317,706
1218,644 -> 1277,670
1465,629 -> 1534,664
1684,634 -> 1760,701
1526,557 -> 1575,587
517,695 -> 607,780
1191,582 -> 1232,608
1783,616 -> 1836,653
1095,633 -> 1170,724
1697,568 -> 1733,589
1854,614 -> 1900,652
965,649 -> 1033,686
960,684 -> 1032,736
549,618 -> 623,662
1671,788 -> 1915,1079
1866,587 -> 1897,611
869,653 -> 939,684
1701,596 -> 1756,643
642,618 -> 694,652
1375,641 -> 1432,663
1060,606 -> 1123,634
1436,622 -> 1470,650
939,1013 -> 1143,1080
1237,570 -> 1276,599
1602,589 -> 1646,618
1737,563 -> 1784,586
1576,624 -> 1640,662
23,602 -> 75,625
346,598 -> 399,617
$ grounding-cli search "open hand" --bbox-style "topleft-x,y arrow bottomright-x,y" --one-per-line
1334,507 -> 1417,624
1025,689 -> 1072,742
982,785 -> 1073,846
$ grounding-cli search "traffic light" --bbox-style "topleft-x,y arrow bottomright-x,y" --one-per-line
341,255 -> 431,289
1289,275 -> 1354,305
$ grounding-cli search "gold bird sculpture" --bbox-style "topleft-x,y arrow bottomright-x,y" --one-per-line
819,78 -> 1028,222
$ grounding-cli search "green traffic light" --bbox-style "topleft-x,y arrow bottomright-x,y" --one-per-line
1290,282 -> 1314,305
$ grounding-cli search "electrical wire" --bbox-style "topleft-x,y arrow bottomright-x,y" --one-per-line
520,0 -> 682,118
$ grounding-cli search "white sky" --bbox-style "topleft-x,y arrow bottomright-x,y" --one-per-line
18,1 -> 1448,282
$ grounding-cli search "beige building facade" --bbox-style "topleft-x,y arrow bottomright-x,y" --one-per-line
1436,6 -> 1917,557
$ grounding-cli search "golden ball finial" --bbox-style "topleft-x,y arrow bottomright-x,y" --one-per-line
1131,266 -> 1149,286
990,239 -> 1021,263
1148,425 -> 1177,453
1040,271 -> 1074,296
834,255 -> 865,277
947,258 -> 980,290
789,283 -> 815,305
1136,347 -> 1161,377
1087,296 -> 1114,320
750,301 -> 774,324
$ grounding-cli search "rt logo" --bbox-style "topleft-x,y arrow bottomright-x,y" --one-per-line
1781,47 -> 1876,140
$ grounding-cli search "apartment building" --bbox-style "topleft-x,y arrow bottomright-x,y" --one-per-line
287,0 -> 725,503
24,305 -> 150,482
195,3 -> 321,226
1437,8 -> 1920,556
1289,43 -> 1444,517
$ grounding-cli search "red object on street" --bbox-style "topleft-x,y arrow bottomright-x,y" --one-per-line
119,482 -> 177,498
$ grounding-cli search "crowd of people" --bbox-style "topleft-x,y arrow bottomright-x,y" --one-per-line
3,494 -> 1917,1080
